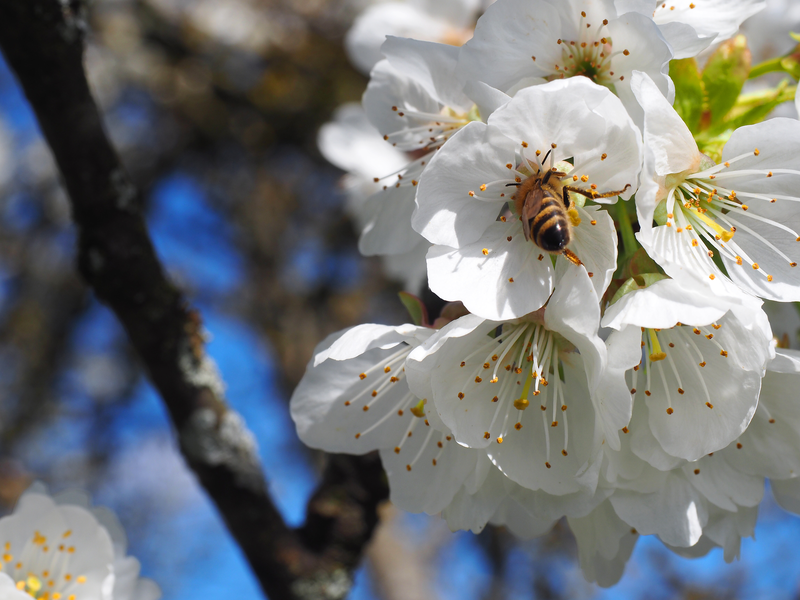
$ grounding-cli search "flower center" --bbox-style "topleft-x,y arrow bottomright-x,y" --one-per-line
2,530 -> 87,599
455,321 -> 574,468
545,12 -> 628,89
663,148 -> 800,282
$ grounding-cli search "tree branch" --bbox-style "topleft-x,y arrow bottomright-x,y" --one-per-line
0,2 -> 387,598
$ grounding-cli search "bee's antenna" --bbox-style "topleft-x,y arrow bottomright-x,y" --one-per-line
505,182 -> 521,187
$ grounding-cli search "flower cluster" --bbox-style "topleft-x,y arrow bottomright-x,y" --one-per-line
0,485 -> 160,600
301,0 -> 800,586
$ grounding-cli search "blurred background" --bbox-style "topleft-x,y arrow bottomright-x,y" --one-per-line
0,0 -> 799,598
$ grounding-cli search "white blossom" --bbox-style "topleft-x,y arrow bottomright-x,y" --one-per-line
413,77 -> 641,320
0,487 -> 160,600
721,348 -> 800,480
622,0 -> 767,59
406,265 -> 632,493
567,499 -> 638,587
345,0 -> 483,74
602,277 -> 772,461
456,0 -> 674,120
290,322 -> 488,515
634,71 -> 800,303
317,103 -> 429,291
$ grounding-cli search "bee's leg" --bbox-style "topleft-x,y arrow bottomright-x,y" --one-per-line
563,183 -> 631,200
562,248 -> 583,266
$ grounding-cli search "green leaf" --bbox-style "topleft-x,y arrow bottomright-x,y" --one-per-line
398,291 -> 428,326
670,58 -> 704,133
701,35 -> 751,130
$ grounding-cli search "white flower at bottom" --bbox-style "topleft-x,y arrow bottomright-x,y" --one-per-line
290,322 -> 485,515
406,265 -> 627,494
0,487 -> 160,600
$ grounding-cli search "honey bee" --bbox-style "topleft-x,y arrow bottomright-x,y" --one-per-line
507,150 -> 630,265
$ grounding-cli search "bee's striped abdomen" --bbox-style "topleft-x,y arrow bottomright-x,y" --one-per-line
531,195 -> 570,251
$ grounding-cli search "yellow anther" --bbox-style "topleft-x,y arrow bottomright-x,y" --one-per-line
26,576 -> 43,594
567,208 -> 581,227
410,399 -> 426,418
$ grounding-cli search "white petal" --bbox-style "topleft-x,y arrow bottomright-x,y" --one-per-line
610,472 -> 707,547
291,328 -> 433,454
380,428 -> 480,514
345,4 -> 451,75
594,326 -> 642,450
796,81 -> 800,119
413,121 -> 517,247
317,103 -> 409,180
381,37 -> 472,112
381,238 -> 431,294
568,205 -> 618,300
426,223 -> 555,320
723,349 -> 800,479
639,225 -> 755,305
601,277 -> 729,330
604,12 -> 674,122
632,71 -> 702,177
653,0 -> 766,48
0,573 -> 35,600
407,315 -> 503,448
656,21 -> 714,59
545,263 -> 606,390
568,499 -> 638,587
683,455 -> 763,512
771,477 -> 800,515
456,0 -> 563,91
442,461 -> 510,533
462,80 -> 511,121
643,316 -> 762,460
628,398 -> 684,471
703,504 -> 758,563
363,59 -> 442,146
488,359 -> 603,495
713,119 -> 800,301
489,498 -> 558,540
359,184 -> 426,256
315,323 -> 427,365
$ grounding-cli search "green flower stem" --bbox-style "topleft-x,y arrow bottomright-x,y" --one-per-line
749,56 -> 789,79
615,200 -> 638,262
734,80 -> 795,108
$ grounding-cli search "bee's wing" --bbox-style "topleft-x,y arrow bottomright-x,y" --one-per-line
520,185 -> 544,242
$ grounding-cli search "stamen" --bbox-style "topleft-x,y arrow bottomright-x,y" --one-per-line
648,329 -> 666,361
